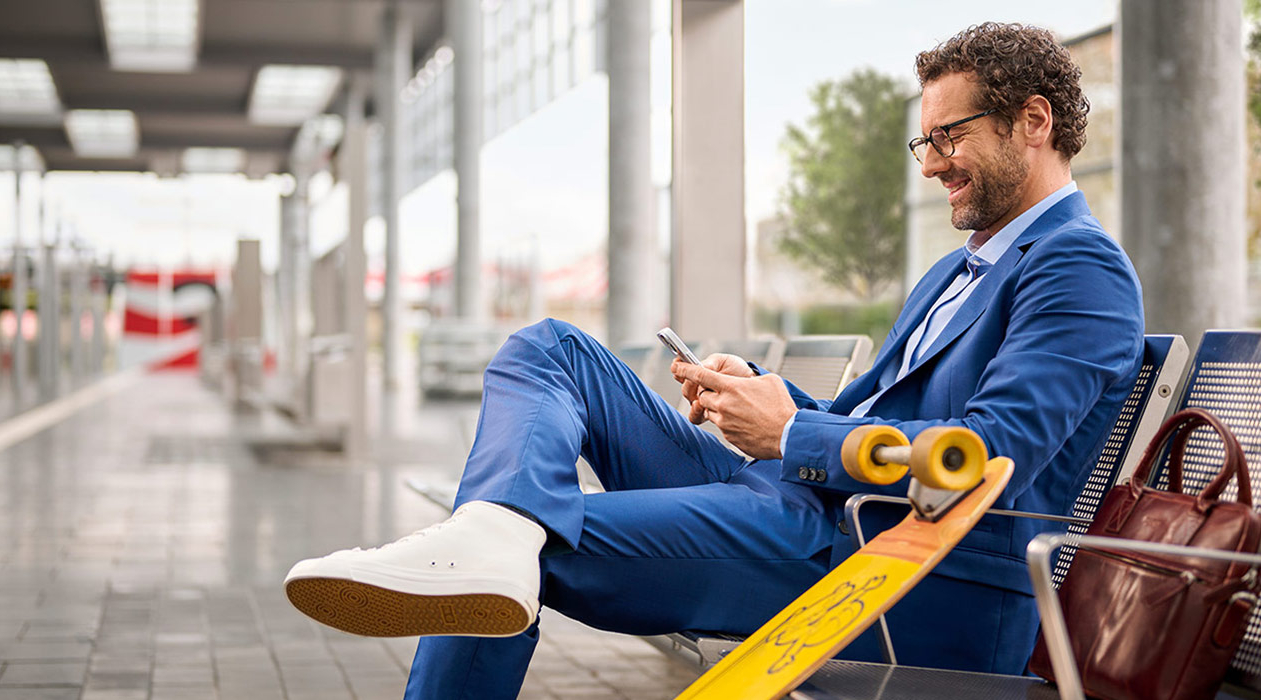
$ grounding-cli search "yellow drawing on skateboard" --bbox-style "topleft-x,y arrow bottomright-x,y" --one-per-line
675,425 -> 1013,700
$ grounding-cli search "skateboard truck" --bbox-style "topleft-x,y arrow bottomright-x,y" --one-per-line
842,426 -> 989,523
869,443 -> 979,522
907,477 -> 979,522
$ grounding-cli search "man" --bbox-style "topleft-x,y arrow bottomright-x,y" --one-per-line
285,22 -> 1143,697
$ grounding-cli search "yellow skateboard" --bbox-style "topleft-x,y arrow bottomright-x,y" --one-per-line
675,425 -> 1014,700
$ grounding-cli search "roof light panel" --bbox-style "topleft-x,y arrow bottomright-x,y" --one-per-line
100,0 -> 200,72
181,147 -> 245,173
64,109 -> 139,158
249,65 -> 343,126
0,59 -> 61,117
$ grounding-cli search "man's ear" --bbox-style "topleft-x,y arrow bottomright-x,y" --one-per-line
1021,95 -> 1054,149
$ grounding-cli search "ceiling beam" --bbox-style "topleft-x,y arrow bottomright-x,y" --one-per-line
0,36 -> 377,69
59,95 -> 247,115
35,146 -> 289,174
0,125 -> 296,152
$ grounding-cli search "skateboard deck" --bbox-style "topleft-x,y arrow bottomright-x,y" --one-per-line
674,456 -> 1014,700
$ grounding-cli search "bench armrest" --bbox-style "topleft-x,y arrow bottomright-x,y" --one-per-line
1026,533 -> 1261,700
841,493 -> 1088,665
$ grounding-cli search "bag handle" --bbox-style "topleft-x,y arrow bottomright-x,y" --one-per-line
1129,408 -> 1251,507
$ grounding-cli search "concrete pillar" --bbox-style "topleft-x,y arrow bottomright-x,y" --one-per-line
10,151 -> 24,404
671,0 -> 746,340
377,2 -> 412,388
278,172 -> 311,406
68,249 -> 85,384
341,78 -> 370,458
278,188 -> 296,382
90,262 -> 105,374
448,0 -> 483,319
606,0 -> 656,349
37,243 -> 58,402
1120,0 -> 1246,341
231,240 -> 264,405
292,175 -> 311,375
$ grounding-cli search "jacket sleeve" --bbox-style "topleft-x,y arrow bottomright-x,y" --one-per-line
780,228 -> 1144,504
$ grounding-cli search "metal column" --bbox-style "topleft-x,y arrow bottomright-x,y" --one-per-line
278,185 -> 296,388
9,148 -> 25,405
293,174 -> 311,385
38,242 -> 59,402
670,0 -> 746,340
447,0 -> 483,320
68,247 -> 85,384
90,260 -> 105,375
606,0 -> 656,350
376,2 -> 412,389
341,78 -> 370,459
278,172 -> 312,410
1120,0 -> 1246,340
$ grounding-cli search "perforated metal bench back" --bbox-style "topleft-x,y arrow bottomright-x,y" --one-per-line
779,335 -> 872,400
709,338 -> 784,371
1145,331 -> 1261,688
1050,335 -> 1187,588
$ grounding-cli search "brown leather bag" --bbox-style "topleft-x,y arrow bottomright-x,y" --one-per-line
1029,408 -> 1261,700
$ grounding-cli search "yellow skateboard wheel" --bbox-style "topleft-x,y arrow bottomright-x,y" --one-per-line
909,427 -> 987,490
841,425 -> 911,485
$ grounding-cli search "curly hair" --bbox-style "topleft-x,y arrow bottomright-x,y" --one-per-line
915,22 -> 1089,159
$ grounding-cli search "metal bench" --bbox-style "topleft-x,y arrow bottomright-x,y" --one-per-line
658,334 -> 1188,670
1145,330 -> 1261,693
778,335 -> 873,400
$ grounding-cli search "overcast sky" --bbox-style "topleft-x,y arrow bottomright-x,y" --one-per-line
0,0 -> 1119,277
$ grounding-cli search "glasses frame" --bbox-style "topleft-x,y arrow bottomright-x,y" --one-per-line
908,108 -> 999,164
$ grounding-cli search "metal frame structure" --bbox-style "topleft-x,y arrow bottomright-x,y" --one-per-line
1026,533 -> 1261,700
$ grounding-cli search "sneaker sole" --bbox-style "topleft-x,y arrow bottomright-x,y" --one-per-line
285,577 -> 532,638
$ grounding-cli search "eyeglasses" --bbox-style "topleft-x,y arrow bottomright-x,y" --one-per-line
908,108 -> 998,164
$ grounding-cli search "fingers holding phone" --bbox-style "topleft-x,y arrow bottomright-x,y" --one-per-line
658,328 -> 756,422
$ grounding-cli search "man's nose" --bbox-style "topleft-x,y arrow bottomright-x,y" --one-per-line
920,146 -> 948,179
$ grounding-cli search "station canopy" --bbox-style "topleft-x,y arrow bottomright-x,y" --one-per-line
0,0 -> 441,175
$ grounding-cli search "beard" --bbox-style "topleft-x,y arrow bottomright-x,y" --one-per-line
947,137 -> 1028,232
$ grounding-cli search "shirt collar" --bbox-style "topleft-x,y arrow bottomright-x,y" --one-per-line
964,181 -> 1079,265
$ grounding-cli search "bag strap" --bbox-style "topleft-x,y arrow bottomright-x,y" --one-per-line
1129,408 -> 1251,507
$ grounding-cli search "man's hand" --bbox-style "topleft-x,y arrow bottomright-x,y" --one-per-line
672,353 -> 753,407
671,360 -> 797,460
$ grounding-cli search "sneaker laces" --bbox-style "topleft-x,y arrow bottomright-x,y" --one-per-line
351,508 -> 468,553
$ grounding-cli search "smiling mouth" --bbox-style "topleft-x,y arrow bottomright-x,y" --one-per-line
945,178 -> 971,203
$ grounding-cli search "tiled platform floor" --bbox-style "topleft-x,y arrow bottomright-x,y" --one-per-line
0,372 -> 701,699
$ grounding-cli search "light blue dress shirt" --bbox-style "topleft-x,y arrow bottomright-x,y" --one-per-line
777,181 -> 1080,457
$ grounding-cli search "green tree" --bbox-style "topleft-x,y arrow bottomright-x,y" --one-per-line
778,69 -> 909,301
1245,1 -> 1261,139
1247,0 -> 1261,259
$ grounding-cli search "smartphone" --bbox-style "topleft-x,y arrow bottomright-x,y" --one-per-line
657,327 -> 701,365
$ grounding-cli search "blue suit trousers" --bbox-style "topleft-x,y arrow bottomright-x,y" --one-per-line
404,319 -> 1033,699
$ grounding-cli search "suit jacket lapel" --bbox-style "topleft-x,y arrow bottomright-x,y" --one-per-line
831,255 -> 966,413
905,248 -> 1019,375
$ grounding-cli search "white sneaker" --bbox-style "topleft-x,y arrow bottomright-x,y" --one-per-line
284,501 -> 546,638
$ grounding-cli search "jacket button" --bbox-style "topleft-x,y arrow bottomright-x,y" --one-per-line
798,467 -> 810,480
815,469 -> 828,482
806,468 -> 818,481
838,520 -> 850,535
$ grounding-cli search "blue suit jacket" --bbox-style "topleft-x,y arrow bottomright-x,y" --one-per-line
779,192 -> 1144,596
